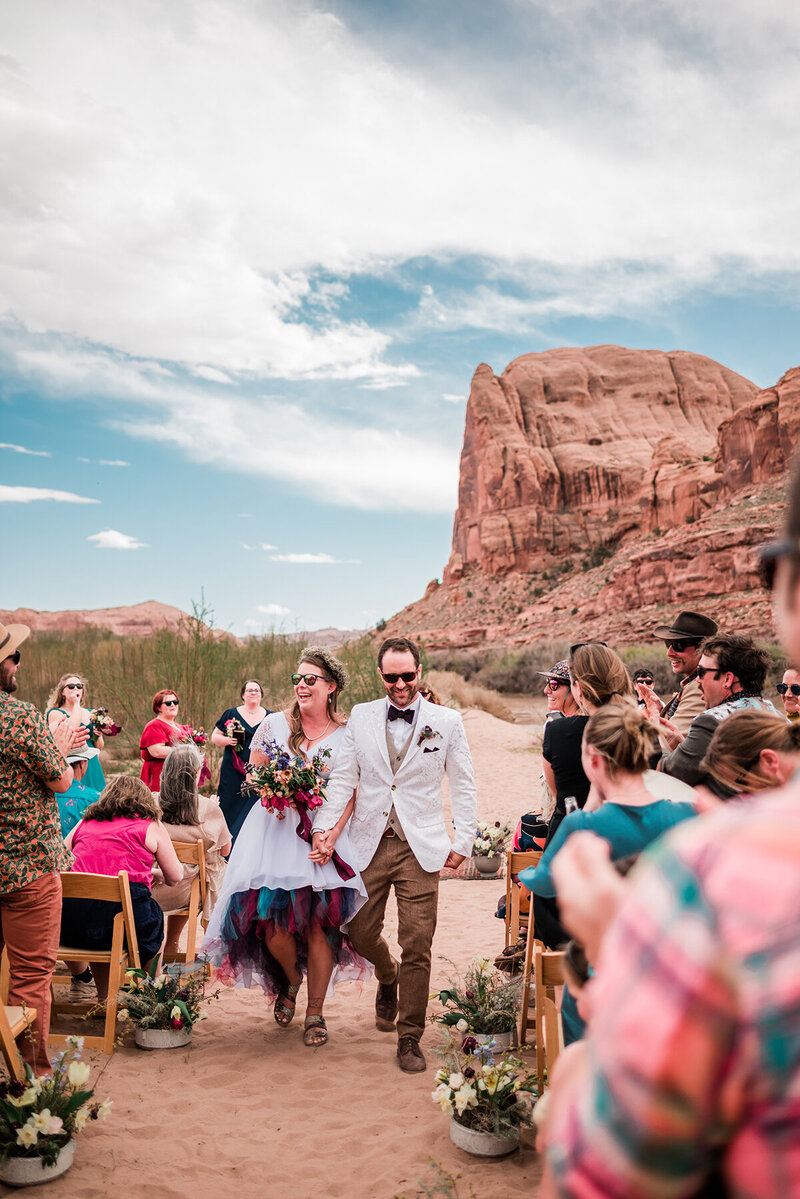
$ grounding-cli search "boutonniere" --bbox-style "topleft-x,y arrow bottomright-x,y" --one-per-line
417,725 -> 442,747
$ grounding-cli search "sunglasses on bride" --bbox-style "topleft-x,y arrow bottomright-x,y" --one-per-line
291,673 -> 331,686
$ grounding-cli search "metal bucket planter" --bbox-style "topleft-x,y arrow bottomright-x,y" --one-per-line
473,855 -> 501,876
473,1029 -> 517,1051
0,1139 -> 76,1186
134,1026 -> 192,1050
449,1118 -> 519,1157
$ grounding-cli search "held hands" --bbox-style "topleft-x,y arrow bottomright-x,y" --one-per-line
309,830 -> 337,864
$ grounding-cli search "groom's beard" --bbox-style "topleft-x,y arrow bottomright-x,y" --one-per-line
385,680 -> 420,708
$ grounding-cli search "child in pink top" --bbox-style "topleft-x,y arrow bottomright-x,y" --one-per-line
62,777 -> 182,997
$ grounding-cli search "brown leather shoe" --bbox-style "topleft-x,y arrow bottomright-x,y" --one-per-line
375,968 -> 399,1031
397,1035 -> 426,1073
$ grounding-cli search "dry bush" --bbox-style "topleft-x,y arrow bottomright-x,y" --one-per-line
426,670 -> 514,722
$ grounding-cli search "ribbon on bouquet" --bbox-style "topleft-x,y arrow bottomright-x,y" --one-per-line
293,804 -> 355,882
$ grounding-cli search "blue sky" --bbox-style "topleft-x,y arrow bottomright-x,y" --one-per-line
2,0 -> 799,635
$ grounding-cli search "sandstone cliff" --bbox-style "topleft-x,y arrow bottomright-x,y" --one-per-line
387,351 -> 800,649
0,601 -> 194,638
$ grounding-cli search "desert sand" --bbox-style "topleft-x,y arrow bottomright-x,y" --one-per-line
42,707 -> 545,1199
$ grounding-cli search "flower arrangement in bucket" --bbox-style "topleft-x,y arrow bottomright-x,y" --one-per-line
432,1032 -> 537,1157
120,959 -> 218,1049
0,1037 -> 111,1185
431,957 -> 519,1045
471,821 -> 512,875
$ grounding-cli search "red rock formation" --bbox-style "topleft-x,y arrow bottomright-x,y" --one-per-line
444,345 -> 758,581
385,350 -> 799,651
0,601 -> 196,638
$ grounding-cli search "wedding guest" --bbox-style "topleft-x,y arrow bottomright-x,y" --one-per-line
47,672 -> 105,791
521,701 -> 696,1041
655,632 -> 779,792
538,659 -> 580,823
0,623 -> 86,1073
210,679 -> 269,845
418,680 -> 442,705
777,666 -> 800,721
540,467 -> 800,1196
642,609 -> 718,734
139,688 -> 210,792
631,668 -> 655,708
202,648 -> 370,1048
56,745 -> 100,838
700,708 -> 800,797
63,777 -> 182,996
312,635 -> 477,1073
151,743 -> 231,957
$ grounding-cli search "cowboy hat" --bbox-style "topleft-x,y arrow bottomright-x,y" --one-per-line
0,621 -> 30,660
652,611 -> 718,641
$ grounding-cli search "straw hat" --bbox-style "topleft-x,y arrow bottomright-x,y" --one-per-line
0,621 -> 30,660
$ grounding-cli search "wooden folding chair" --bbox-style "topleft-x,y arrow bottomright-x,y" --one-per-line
504,850 -> 541,948
534,943 -> 565,1090
163,841 -> 208,965
0,1002 -> 36,1080
50,871 -> 141,1056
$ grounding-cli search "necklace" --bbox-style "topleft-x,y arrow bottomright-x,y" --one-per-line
301,718 -> 333,746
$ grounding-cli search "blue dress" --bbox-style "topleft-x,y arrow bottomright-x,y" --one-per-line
213,706 -> 271,845
47,707 -> 105,792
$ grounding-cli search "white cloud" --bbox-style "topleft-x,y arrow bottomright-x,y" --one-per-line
77,456 -> 130,466
0,442 -> 50,457
259,542 -> 278,551
257,603 -> 291,616
270,553 -> 339,565
1,0 -> 798,393
441,393 -> 465,404
0,485 -> 97,503
87,528 -> 146,549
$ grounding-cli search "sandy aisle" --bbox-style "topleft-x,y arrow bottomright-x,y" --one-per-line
38,708 -> 545,1199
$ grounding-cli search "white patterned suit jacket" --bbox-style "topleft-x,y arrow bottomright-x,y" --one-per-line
313,697 -> 477,874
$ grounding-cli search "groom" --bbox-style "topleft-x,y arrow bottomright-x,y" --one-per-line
312,636 -> 477,1072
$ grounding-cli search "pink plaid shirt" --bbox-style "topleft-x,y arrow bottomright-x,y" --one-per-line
547,779 -> 800,1197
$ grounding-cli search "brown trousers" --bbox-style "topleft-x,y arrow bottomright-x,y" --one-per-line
347,834 -> 439,1041
0,871 -> 62,1075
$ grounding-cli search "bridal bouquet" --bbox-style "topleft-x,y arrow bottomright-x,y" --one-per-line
245,739 -> 331,820
224,717 -> 245,748
89,707 -> 122,737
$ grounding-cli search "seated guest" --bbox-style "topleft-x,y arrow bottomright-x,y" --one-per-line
151,743 -> 231,957
655,632 -> 779,792
538,659 -> 580,823
642,609 -> 718,734
777,666 -> 800,721
520,701 -> 696,1042
700,708 -> 800,798
56,745 -> 100,838
62,776 -> 182,998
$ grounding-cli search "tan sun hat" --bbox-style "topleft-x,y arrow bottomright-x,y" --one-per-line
0,621 -> 30,660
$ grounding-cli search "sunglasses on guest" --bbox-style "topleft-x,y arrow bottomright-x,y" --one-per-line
777,683 -> 800,696
635,676 -> 654,687
8,651 -> 21,665
759,538 -> 798,591
568,640 -> 608,656
161,698 -> 179,706
545,679 -> 566,692
696,666 -> 722,679
664,639 -> 700,653
291,673 -> 331,686
65,683 -> 84,691
380,671 -> 418,684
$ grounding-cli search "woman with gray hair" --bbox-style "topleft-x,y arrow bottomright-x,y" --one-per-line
152,741 -> 231,957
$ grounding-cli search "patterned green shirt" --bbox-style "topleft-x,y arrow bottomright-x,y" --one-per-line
0,693 -> 73,894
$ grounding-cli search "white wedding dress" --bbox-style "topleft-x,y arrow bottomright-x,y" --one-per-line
200,712 -> 371,998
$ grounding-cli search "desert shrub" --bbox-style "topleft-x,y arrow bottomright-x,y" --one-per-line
426,671 -> 514,722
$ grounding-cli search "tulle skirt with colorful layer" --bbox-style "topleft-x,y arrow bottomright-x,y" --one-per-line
200,800 -> 372,998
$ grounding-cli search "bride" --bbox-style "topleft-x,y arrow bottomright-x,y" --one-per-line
201,647 -> 370,1046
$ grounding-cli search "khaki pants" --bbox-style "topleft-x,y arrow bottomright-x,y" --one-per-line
347,834 -> 439,1041
0,872 -> 62,1074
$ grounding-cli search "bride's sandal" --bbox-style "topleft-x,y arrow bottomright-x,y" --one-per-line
303,1015 -> 328,1046
273,981 -> 302,1027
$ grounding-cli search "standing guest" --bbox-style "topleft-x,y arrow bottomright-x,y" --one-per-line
47,672 -> 105,792
639,610 -> 718,735
631,668 -> 655,708
210,679 -> 269,846
539,467 -> 800,1197
312,636 -> 478,1073
538,659 -> 580,823
777,666 -> 800,721
202,648 -> 370,1049
656,632 -> 778,792
139,689 -> 210,792
418,680 -> 442,705
56,745 -> 100,837
63,777 -> 182,996
152,743 -> 231,957
0,622 -> 86,1074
